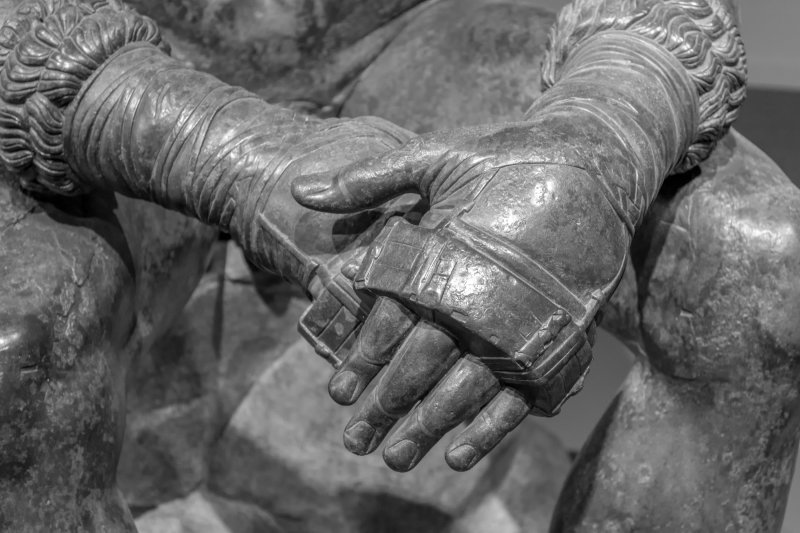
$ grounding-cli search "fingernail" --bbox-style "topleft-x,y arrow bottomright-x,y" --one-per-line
446,445 -> 479,471
341,260 -> 360,280
329,371 -> 360,405
291,175 -> 332,201
384,440 -> 420,472
343,421 -> 376,455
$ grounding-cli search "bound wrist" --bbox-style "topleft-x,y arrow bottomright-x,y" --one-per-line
526,30 -> 698,230
542,0 -> 746,174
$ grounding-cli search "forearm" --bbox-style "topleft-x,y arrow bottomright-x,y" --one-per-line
66,43 -> 319,232
530,0 -> 746,231
64,42 -> 323,282
0,1 -> 411,286
71,45 -> 407,283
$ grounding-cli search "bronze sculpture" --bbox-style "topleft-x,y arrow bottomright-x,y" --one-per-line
0,0 -> 797,531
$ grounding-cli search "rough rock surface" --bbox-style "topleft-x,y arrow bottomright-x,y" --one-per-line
121,242 -> 572,532
135,491 -> 282,533
118,270 -> 222,509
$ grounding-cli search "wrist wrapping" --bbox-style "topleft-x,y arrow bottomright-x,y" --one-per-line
541,0 -> 746,174
528,30 -> 698,231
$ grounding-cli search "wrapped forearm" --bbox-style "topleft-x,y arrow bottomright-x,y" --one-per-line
0,0 -> 411,288
534,0 -> 746,231
65,43 -> 409,284
66,43 -> 321,230
526,30 -> 697,232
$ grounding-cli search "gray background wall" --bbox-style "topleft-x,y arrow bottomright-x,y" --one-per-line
535,1 -> 800,531
739,0 -> 800,90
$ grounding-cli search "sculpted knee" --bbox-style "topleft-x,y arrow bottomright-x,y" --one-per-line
0,222 -> 133,482
638,132 -> 800,387
0,313 -> 52,469
734,199 -> 800,379
0,306 -> 132,529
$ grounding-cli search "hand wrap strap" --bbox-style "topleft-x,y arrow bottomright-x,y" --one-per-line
64,42 -> 410,283
527,0 -> 746,232
542,0 -> 747,174
354,216 -> 612,416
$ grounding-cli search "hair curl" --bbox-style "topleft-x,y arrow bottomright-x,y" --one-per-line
0,0 -> 168,195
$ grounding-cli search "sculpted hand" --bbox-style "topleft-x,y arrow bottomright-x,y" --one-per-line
292,14 -> 712,470
0,0 -> 706,472
292,122 -> 630,471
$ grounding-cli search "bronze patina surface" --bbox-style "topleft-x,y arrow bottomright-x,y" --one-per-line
0,0 -> 797,532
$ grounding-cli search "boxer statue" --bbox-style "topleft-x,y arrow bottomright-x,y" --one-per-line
0,0 -> 796,531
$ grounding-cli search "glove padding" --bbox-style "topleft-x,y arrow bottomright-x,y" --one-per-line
293,123 -> 629,470
355,215 -> 598,416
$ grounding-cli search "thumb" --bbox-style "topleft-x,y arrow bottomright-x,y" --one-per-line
291,134 -> 447,213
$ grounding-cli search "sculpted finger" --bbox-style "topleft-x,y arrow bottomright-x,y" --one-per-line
291,135 -> 441,213
290,123 -> 508,213
328,297 -> 417,405
290,120 -> 514,213
382,356 -> 500,472
342,321 -> 460,456
445,388 -> 531,471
